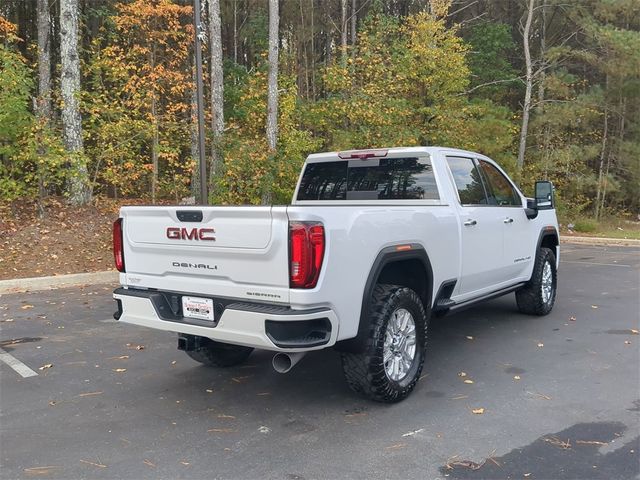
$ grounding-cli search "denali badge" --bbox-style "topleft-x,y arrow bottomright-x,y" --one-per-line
166,227 -> 215,241
172,262 -> 218,270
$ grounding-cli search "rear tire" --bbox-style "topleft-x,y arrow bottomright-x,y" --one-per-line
185,340 -> 253,367
516,247 -> 557,316
341,284 -> 428,403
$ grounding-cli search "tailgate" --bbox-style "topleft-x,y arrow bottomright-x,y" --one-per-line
120,206 -> 290,304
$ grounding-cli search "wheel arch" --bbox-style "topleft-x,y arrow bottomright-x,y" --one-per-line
336,244 -> 433,353
536,226 -> 560,268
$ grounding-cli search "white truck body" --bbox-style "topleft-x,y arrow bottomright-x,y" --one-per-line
113,147 -> 559,399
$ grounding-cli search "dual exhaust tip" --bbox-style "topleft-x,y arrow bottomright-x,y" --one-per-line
272,352 -> 306,374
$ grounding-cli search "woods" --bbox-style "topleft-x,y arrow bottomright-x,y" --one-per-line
0,0 -> 638,222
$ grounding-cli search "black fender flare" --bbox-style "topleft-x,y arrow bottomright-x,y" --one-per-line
336,243 -> 433,353
536,226 -> 559,253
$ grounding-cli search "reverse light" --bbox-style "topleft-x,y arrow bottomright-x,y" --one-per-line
289,222 -> 325,289
113,218 -> 125,272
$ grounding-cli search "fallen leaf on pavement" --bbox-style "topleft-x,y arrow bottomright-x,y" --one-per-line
258,426 -> 271,433
446,457 -> 485,471
385,443 -> 407,450
79,459 -> 107,468
180,461 -> 190,466
78,391 -> 103,397
113,368 -> 126,373
39,364 -> 53,370
466,336 -> 474,340
569,316 -> 576,321
23,466 -> 62,475
143,459 -> 155,468
206,389 -> 213,393
217,414 -> 236,419
576,440 -> 608,446
463,379 -> 474,384
527,391 -> 552,400
514,375 -> 521,380
171,361 -> 177,365
21,304 -> 34,310
471,407 -> 485,414
48,401 -> 56,406
544,436 -> 571,449
458,371 -> 467,377
537,343 -> 544,347
631,329 -> 639,335
624,340 -> 631,345
591,305 -> 598,309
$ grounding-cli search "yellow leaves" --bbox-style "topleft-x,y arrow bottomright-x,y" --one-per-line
471,407 -> 485,415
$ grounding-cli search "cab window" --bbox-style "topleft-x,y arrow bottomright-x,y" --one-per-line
477,160 -> 521,206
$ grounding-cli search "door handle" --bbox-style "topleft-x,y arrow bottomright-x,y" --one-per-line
503,217 -> 514,224
464,219 -> 477,226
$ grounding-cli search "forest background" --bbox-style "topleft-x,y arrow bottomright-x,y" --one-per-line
1,0 -> 639,279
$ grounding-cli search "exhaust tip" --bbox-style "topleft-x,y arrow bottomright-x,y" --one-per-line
272,353 -> 294,373
272,352 -> 306,374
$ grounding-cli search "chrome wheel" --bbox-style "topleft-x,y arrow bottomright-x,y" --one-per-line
383,308 -> 417,382
541,261 -> 553,304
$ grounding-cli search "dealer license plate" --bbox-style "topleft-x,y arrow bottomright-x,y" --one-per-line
181,296 -> 215,322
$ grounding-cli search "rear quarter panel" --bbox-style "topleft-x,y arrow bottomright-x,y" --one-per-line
287,205 -> 460,340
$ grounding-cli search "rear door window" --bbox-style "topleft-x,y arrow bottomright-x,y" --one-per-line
446,156 -> 488,205
296,157 -> 439,201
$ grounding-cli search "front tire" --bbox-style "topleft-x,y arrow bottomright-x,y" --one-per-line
516,247 -> 557,315
185,339 -> 253,367
341,285 -> 428,403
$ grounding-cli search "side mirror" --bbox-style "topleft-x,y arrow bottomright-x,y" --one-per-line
535,181 -> 555,210
525,181 -> 555,219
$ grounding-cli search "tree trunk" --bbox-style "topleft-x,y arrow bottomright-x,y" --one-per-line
310,0 -> 316,99
351,0 -> 357,46
340,0 -> 348,65
594,92 -> 608,220
60,0 -> 90,205
209,0 -> 224,183
536,0 -> 546,114
190,63 -> 200,199
36,0 -> 51,218
233,0 -> 238,64
516,0 -> 535,170
263,0 -> 279,204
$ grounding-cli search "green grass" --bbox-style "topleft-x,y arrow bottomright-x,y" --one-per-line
562,216 -> 640,240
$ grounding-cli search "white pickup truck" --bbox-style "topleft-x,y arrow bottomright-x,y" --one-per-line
112,147 -> 559,402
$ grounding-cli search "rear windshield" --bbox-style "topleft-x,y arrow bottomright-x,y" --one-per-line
296,157 -> 439,201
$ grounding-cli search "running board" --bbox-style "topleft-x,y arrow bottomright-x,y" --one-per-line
438,283 -> 526,315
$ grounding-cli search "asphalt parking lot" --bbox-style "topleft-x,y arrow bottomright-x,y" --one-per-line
1,244 -> 638,480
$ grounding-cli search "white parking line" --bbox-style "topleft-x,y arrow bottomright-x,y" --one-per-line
562,260 -> 632,268
0,348 -> 38,378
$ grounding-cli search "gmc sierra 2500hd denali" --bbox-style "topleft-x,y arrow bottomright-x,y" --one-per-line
112,147 -> 559,402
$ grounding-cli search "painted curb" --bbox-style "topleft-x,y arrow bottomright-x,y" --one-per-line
0,271 -> 118,294
561,236 -> 640,247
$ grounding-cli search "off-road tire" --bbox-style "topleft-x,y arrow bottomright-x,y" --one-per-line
516,247 -> 557,316
185,340 -> 253,367
341,284 -> 428,403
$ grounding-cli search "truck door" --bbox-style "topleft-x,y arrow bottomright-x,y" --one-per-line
445,156 -> 505,298
476,159 -> 533,281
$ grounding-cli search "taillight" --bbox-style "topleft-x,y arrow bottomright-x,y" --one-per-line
113,218 -> 125,272
289,222 -> 325,288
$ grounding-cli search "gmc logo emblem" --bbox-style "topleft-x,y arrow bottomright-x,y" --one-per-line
166,227 -> 216,241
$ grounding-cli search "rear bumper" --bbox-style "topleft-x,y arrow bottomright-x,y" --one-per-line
113,287 -> 338,352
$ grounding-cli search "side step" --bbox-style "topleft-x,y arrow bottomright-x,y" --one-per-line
433,298 -> 455,312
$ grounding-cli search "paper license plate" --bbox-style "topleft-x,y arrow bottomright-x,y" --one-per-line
181,296 -> 215,321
